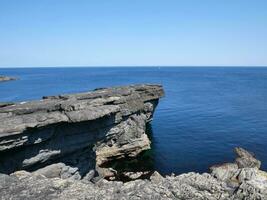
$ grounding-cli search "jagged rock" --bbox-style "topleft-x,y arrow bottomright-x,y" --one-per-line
121,171 -> 151,180
82,170 -> 96,182
210,163 -> 239,181
150,171 -> 164,183
5,167 -> 266,200
235,147 -> 261,169
210,147 -> 262,185
0,75 -> 16,82
1,148 -> 267,199
0,170 -> 231,200
0,84 -> 164,179
234,168 -> 267,199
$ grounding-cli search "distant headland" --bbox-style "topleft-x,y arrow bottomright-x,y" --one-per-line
0,75 -> 17,82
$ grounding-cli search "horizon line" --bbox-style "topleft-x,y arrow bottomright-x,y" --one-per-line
1,65 -> 267,69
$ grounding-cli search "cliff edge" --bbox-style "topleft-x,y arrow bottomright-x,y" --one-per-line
0,84 -> 164,179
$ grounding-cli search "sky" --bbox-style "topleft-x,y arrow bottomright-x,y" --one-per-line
0,0 -> 267,67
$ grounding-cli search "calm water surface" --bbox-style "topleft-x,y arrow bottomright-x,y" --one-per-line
1,67 -> 267,175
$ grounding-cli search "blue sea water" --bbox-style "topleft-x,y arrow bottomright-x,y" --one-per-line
0,67 -> 267,175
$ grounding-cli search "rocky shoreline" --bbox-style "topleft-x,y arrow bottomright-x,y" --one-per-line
1,147 -> 267,199
0,75 -> 16,82
1,84 -> 267,199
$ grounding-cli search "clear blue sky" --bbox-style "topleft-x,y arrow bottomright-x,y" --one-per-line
0,0 -> 267,67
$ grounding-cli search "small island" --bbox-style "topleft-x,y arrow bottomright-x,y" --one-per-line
0,75 -> 16,82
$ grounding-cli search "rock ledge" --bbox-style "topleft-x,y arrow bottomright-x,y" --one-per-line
0,84 -> 164,179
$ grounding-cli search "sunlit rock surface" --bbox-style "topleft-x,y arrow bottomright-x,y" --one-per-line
1,84 -> 267,199
0,84 -> 164,178
1,148 -> 267,200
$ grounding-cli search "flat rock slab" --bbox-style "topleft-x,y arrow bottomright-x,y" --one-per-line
0,84 -> 163,138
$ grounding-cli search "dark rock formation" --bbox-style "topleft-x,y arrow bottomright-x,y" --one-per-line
0,84 -> 164,179
1,147 -> 267,199
0,75 -> 16,82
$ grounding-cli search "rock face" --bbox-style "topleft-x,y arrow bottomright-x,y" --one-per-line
0,75 -> 16,82
0,84 -> 164,179
1,148 -> 267,200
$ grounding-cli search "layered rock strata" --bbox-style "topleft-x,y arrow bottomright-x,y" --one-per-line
1,147 -> 266,199
0,84 -> 164,179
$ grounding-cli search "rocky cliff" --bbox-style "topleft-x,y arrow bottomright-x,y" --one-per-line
0,84 -> 164,179
1,84 -> 267,199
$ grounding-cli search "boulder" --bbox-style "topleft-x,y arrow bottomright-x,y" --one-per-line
210,162 -> 239,181
235,147 -> 261,169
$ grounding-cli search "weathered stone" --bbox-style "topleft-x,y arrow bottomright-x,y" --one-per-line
210,163 -> 239,181
0,84 -> 164,179
235,147 -> 261,169
122,171 -> 151,180
81,170 -> 96,183
32,163 -> 66,178
0,149 -> 267,199
150,171 -> 164,183
0,170 -> 231,200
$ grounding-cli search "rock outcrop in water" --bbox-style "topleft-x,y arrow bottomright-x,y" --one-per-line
1,147 -> 267,199
0,84 -> 164,179
0,75 -> 16,82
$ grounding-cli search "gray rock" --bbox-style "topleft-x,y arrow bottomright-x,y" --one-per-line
32,163 -> 66,178
0,84 -> 164,180
210,163 -> 239,181
0,170 -> 231,200
122,171 -> 151,180
234,168 -> 267,199
5,166 -> 266,200
150,171 -> 164,183
235,147 -> 261,169
82,170 -> 95,183
1,148 -> 267,199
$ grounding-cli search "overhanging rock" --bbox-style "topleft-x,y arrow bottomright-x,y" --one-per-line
0,84 -> 164,178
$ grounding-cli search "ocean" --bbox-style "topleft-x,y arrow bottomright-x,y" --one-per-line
1,67 -> 267,175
